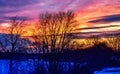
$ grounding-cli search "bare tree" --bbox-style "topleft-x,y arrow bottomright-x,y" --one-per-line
33,11 -> 77,54
7,18 -> 26,52
2,17 -> 27,74
32,11 -> 77,73
0,17 -> 28,52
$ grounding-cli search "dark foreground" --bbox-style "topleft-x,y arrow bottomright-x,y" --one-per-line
0,44 -> 120,74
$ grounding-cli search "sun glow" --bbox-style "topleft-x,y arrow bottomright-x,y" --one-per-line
1,23 -> 11,27
0,23 -> 11,33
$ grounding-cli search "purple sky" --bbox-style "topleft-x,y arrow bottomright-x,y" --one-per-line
0,0 -> 120,36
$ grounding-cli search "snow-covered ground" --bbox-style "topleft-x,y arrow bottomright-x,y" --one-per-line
0,59 -> 87,74
94,67 -> 120,74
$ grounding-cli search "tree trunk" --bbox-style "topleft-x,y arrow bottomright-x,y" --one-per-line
9,54 -> 13,74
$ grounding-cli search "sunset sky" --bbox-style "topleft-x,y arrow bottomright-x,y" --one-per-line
0,0 -> 120,37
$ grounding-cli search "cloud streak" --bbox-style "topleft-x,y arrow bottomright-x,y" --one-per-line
71,30 -> 120,39
88,14 -> 120,24
0,16 -> 32,23
75,25 -> 120,30
2,16 -> 32,20
0,0 -> 38,7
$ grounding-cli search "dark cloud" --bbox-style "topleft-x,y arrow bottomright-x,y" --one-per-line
75,25 -> 120,30
0,0 -> 39,23
70,30 -> 120,39
88,14 -> 120,23
0,9 -> 20,14
2,16 -> 31,20
0,19 -> 9,23
72,32 -> 102,34
0,0 -> 38,7
0,16 -> 32,23
68,32 -> 102,39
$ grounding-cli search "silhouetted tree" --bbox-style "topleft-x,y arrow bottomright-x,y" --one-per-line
32,11 -> 77,74
2,16 -> 27,74
33,11 -> 77,54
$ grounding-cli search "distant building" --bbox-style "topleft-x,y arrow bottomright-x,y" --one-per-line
94,67 -> 120,74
